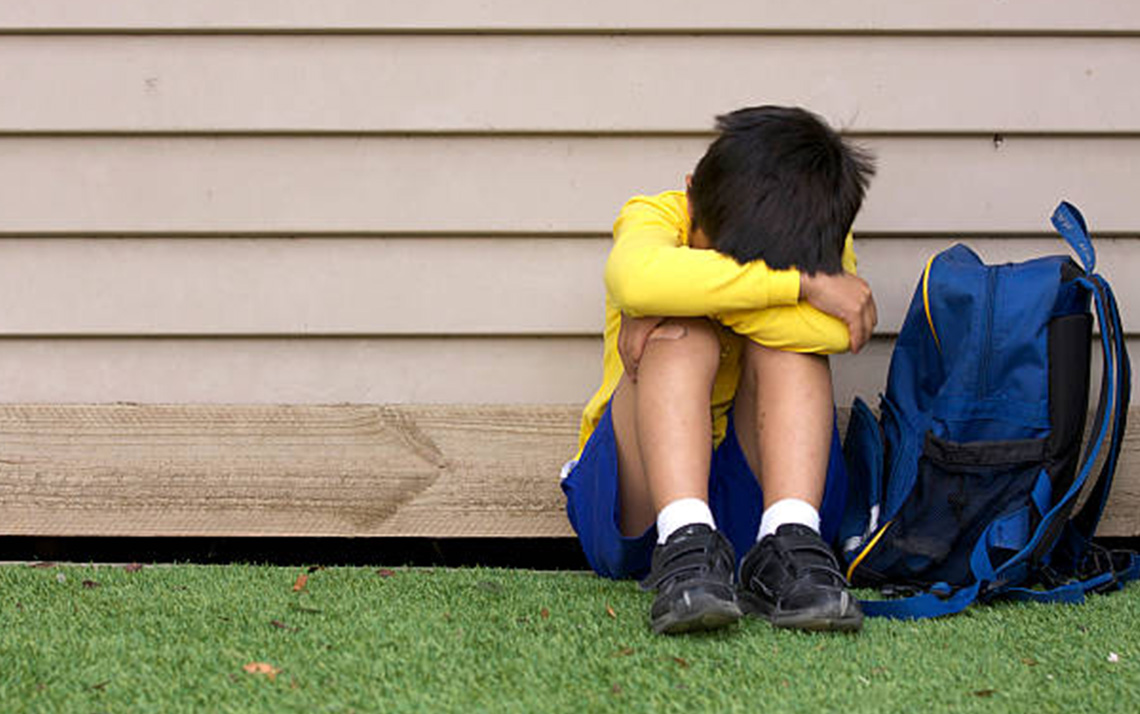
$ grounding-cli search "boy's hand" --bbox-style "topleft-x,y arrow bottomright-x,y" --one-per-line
799,271 -> 878,353
618,313 -> 666,382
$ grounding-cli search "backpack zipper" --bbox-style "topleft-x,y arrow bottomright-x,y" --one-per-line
979,267 -> 998,397
846,519 -> 895,582
922,254 -> 942,351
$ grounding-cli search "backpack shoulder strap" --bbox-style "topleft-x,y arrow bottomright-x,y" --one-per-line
1070,274 -> 1130,540
1014,204 -> 1134,590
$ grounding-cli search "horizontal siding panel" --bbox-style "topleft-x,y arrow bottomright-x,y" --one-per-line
1,136 -> 1138,234
0,0 -> 1137,32
0,336 -> 891,407
0,237 -> 1135,336
1,36 -> 1137,133
0,336 -> 1134,409
0,238 -> 609,336
0,338 -> 604,405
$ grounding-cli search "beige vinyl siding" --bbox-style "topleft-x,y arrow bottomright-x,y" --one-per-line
0,338 -> 605,405
0,36 -> 1138,133
1,136 -> 1139,234
0,0 -> 1137,32
0,338 -> 1131,417
0,237 -> 1138,337
0,4 -> 1137,407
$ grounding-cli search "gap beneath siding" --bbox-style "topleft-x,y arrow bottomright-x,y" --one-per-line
0,536 -> 590,569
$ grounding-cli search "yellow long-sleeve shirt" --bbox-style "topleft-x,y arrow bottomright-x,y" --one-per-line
576,190 -> 857,455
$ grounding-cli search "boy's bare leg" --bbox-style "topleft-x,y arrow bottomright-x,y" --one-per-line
730,340 -> 862,631
610,317 -> 720,537
732,342 -> 833,511
609,317 -> 741,634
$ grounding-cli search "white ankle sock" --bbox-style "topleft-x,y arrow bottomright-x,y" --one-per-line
758,498 -> 820,540
656,498 -> 716,544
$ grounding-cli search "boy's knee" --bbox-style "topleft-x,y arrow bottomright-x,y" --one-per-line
742,341 -> 829,381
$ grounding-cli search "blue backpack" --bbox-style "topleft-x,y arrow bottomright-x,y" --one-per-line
840,202 -> 1137,619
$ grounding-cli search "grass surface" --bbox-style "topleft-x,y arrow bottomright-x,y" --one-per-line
2,564 -> 1138,713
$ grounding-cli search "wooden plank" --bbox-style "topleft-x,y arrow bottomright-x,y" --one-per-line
0,404 -> 577,537
0,136 -> 1138,235
1,35 -> 1137,133
0,0 -> 1136,33
0,404 -> 1136,538
0,237 -> 1135,337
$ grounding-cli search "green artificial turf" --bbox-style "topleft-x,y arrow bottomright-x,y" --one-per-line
2,563 -> 1138,713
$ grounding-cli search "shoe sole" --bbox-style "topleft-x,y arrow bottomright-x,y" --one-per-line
739,592 -> 864,633
769,610 -> 864,633
652,593 -> 743,635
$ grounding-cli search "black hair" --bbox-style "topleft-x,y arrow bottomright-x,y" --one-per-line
688,106 -> 875,274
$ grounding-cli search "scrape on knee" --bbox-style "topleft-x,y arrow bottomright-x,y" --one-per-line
647,324 -> 689,342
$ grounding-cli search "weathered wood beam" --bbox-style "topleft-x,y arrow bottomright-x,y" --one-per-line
0,405 -> 1136,538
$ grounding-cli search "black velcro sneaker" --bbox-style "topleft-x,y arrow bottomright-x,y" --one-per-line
639,524 -> 742,635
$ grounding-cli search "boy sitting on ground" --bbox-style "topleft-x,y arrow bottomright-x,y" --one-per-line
561,106 -> 877,634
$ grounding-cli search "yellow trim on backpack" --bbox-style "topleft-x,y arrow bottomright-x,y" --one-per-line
846,520 -> 895,582
922,254 -> 942,352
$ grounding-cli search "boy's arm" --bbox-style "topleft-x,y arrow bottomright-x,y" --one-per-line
718,243 -> 877,354
605,196 -> 801,318
717,299 -> 851,355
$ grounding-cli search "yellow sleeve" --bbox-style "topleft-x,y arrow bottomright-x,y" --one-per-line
717,234 -> 860,355
604,195 -> 801,318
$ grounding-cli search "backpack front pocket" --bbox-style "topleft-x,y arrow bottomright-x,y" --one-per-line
849,433 -> 1046,589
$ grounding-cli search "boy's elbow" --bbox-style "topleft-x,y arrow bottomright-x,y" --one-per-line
808,328 -> 851,355
605,257 -> 654,315
788,310 -> 851,355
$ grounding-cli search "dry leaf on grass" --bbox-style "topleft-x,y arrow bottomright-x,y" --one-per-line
613,647 -> 635,658
973,689 -> 997,698
292,573 -> 309,593
605,604 -> 617,619
123,563 -> 145,573
81,580 -> 100,589
376,568 -> 397,578
243,662 -> 281,680
477,581 -> 504,594
540,607 -> 550,620
29,562 -> 57,569
270,620 -> 298,632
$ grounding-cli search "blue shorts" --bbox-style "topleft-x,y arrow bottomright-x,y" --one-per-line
561,402 -> 848,580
